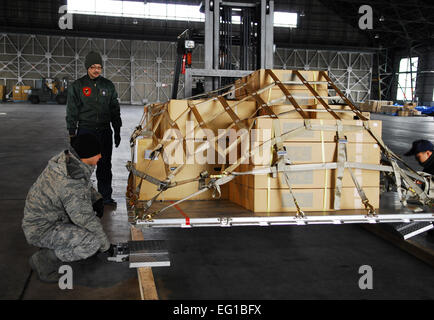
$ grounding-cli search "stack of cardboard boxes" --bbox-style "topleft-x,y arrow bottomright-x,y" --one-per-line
228,117 -> 382,212
134,99 -> 258,201
0,85 -> 6,102
397,102 -> 421,116
133,69 -> 382,213
234,70 -> 328,106
359,100 -> 394,113
380,105 -> 400,114
374,102 -> 421,116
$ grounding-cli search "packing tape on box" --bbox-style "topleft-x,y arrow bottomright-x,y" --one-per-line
267,120 -> 275,214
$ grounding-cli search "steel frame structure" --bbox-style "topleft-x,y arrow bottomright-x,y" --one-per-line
0,33 -> 373,104
372,48 -> 396,101
274,48 -> 373,103
192,0 -> 275,95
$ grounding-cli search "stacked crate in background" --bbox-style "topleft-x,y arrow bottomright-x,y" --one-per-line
397,102 -> 422,116
359,100 -> 394,113
12,85 -> 31,101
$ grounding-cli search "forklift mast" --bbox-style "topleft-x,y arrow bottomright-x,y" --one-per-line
171,29 -> 195,99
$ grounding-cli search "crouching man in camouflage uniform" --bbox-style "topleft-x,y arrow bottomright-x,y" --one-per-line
22,134 -> 112,283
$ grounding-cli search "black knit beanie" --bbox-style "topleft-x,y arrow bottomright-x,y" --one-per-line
71,134 -> 101,159
85,51 -> 103,70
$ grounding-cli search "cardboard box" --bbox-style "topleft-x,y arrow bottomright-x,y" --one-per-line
359,100 -> 394,113
380,105 -> 399,114
235,69 -> 328,103
228,116 -> 382,212
0,85 -> 5,101
12,85 -> 31,101
358,100 -> 375,112
250,118 -> 382,144
229,182 -> 379,212
259,88 -> 329,106
22,86 -> 31,100
154,99 -> 258,139
13,85 -> 22,100
404,102 -> 416,109
264,104 -> 371,120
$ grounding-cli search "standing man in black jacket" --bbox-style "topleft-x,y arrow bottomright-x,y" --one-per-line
66,51 -> 122,205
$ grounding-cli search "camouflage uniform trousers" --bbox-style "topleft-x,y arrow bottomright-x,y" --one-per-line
36,222 -> 101,262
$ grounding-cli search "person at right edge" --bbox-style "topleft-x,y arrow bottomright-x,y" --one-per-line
66,51 -> 122,206
404,139 -> 434,241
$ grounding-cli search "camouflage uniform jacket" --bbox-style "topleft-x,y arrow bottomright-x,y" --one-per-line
22,149 -> 110,252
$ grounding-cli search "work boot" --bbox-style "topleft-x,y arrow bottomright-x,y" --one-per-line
29,248 -> 62,283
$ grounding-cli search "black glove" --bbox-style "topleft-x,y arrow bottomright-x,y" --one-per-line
69,129 -> 76,143
114,127 -> 121,148
92,198 -> 104,218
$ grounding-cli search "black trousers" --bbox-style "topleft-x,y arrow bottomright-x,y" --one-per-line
77,127 -> 113,201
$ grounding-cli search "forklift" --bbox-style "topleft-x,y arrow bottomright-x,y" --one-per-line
171,29 -> 197,99
28,77 -> 69,104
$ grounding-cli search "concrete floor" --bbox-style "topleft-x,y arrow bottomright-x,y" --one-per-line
0,103 -> 433,300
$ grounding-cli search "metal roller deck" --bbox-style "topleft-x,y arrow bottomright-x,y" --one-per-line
130,192 -> 434,229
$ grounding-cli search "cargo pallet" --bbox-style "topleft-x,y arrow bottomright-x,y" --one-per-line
126,69 -> 434,229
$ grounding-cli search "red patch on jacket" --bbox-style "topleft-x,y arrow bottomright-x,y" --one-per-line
82,87 -> 92,97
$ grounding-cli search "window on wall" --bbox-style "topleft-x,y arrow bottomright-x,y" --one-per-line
274,12 -> 297,28
396,57 -> 418,101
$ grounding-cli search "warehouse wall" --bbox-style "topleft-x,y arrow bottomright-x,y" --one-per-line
415,49 -> 434,106
274,48 -> 372,103
0,33 -> 372,104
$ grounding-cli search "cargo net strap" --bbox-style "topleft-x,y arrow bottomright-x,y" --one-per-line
127,69 -> 432,222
